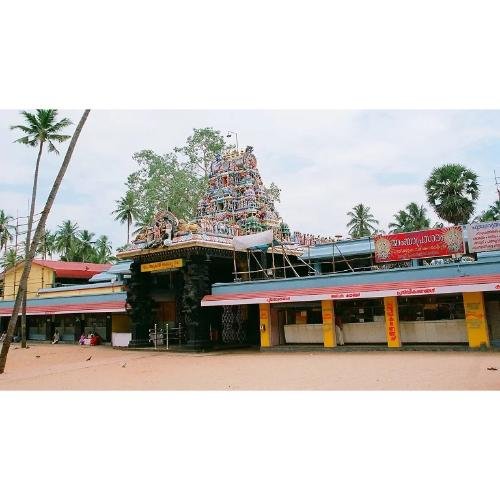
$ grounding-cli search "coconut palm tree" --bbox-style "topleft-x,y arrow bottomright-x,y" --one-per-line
76,229 -> 96,262
55,220 -> 79,260
389,203 -> 431,233
388,210 -> 410,233
0,210 -> 14,254
0,249 -> 21,270
346,204 -> 379,238
93,235 -> 113,263
0,110 -> 90,374
11,109 -> 73,348
479,200 -> 500,221
112,190 -> 139,244
36,229 -> 57,259
425,164 -> 479,225
10,110 -> 72,253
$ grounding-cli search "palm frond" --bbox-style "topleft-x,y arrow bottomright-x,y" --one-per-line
47,141 -> 60,154
49,118 -> 73,132
10,124 -> 32,133
14,136 -> 37,147
48,133 -> 71,143
20,110 -> 39,129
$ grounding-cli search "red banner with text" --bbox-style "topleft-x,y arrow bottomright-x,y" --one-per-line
374,227 -> 465,263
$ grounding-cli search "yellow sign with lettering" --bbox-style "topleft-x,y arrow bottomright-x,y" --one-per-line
384,296 -> 401,348
463,292 -> 490,348
259,303 -> 271,348
321,300 -> 336,348
141,259 -> 184,273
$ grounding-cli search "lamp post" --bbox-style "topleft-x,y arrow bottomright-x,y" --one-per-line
226,131 -> 239,151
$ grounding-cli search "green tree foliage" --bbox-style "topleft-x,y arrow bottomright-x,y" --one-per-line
174,127 -> 225,177
425,163 -> 479,225
125,150 -> 206,226
479,200 -> 500,221
0,248 -> 21,271
10,110 -> 72,153
10,110 -> 72,255
120,128 -> 282,242
53,220 -> 114,263
0,209 -> 14,254
36,229 -> 57,259
55,220 -> 79,260
389,202 -> 431,233
93,235 -> 114,263
76,229 -> 96,262
112,190 -> 139,243
346,203 -> 379,238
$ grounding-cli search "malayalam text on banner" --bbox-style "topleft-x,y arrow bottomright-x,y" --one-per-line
141,259 -> 184,272
466,221 -> 500,253
374,227 -> 465,263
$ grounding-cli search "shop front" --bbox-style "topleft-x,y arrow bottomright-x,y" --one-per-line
334,298 -> 386,344
273,302 -> 323,344
0,292 -> 127,343
203,259 -> 499,349
398,294 -> 467,344
485,291 -> 500,347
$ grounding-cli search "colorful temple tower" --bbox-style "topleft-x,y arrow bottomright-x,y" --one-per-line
196,146 -> 289,238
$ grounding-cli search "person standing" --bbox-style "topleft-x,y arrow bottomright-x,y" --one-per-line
335,315 -> 345,346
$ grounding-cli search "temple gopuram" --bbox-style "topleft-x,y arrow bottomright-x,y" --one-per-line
197,146 -> 289,237
118,147 -> 303,350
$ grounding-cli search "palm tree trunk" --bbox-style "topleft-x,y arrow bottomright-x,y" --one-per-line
0,110 -> 90,374
21,141 -> 44,348
127,215 -> 130,244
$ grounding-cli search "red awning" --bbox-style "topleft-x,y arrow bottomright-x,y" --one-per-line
201,273 -> 500,306
0,300 -> 126,317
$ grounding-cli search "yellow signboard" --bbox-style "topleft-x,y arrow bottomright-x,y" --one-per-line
384,296 -> 401,348
321,300 -> 336,348
141,259 -> 184,273
463,292 -> 490,348
259,303 -> 271,348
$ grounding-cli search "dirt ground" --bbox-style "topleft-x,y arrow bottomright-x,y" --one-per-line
0,343 -> 499,390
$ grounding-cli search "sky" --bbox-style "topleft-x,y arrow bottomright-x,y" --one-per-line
1,109 -> 500,251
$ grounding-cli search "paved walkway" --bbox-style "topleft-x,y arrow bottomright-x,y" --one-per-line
0,344 -> 499,389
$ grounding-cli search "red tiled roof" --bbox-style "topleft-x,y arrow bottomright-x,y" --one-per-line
32,260 -> 111,279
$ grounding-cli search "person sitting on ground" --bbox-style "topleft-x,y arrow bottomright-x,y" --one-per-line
52,329 -> 60,344
89,332 -> 101,346
79,333 -> 86,345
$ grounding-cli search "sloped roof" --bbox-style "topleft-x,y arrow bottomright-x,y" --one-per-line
0,292 -> 126,316
31,260 -> 111,279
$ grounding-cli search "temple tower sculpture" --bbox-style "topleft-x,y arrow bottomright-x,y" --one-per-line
196,146 -> 286,237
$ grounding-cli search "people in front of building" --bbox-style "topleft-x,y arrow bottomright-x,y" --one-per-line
52,330 -> 60,344
335,315 -> 344,346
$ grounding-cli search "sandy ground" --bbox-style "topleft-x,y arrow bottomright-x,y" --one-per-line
0,343 -> 499,390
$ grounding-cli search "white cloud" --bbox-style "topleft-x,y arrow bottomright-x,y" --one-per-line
1,110 -> 500,249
